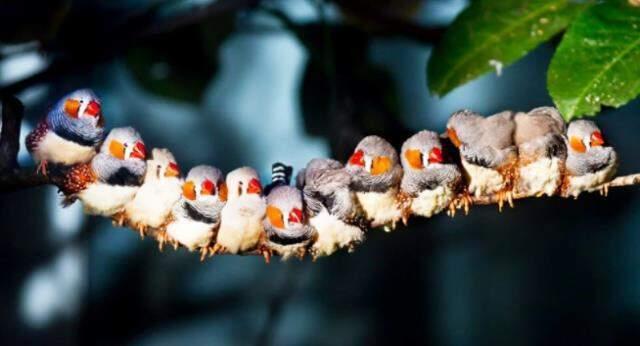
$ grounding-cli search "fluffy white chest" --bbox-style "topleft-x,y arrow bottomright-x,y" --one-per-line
355,188 -> 402,229
166,217 -> 214,250
125,179 -> 182,228
309,211 -> 364,258
461,160 -> 504,197
565,162 -> 617,198
410,186 -> 452,218
35,131 -> 96,165
217,196 -> 266,254
517,157 -> 561,197
79,183 -> 139,216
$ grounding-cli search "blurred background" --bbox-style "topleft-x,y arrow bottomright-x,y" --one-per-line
1,0 -> 640,345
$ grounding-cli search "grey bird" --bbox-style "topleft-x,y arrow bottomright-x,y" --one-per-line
400,130 -> 463,220
346,135 -> 403,230
563,119 -> 618,198
513,107 -> 567,197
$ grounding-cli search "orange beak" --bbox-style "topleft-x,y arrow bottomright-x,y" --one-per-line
447,128 -> 461,148
348,149 -> 365,167
130,142 -> 146,160
164,162 -> 180,177
84,100 -> 101,117
428,147 -> 443,164
288,208 -> 304,224
569,136 -> 587,153
247,178 -> 262,195
200,179 -> 215,196
182,181 -> 196,200
64,99 -> 80,118
590,131 -> 605,147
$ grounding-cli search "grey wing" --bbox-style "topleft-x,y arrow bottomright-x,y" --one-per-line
303,168 -> 352,217
566,147 -> 617,176
295,168 -> 306,190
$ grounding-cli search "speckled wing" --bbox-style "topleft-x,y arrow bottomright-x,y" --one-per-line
26,120 -> 49,153
60,163 -> 97,206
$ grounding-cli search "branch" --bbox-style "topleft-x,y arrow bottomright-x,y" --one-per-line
0,95 -> 23,173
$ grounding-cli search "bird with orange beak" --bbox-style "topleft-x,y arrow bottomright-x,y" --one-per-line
27,89 -> 105,175
61,127 -> 147,217
122,148 -> 183,238
346,135 -> 403,231
213,167 -> 269,261
400,130 -> 462,220
164,165 -> 227,257
563,120 -> 618,198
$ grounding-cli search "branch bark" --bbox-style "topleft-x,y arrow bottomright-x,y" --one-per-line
0,95 -> 23,173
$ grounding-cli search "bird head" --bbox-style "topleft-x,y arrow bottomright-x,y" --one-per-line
567,120 -> 606,154
225,167 -> 262,201
147,148 -> 181,180
102,127 -> 146,161
182,165 -> 226,202
266,186 -> 305,230
60,89 -> 103,126
446,109 -> 482,148
401,130 -> 444,171
347,135 -> 398,176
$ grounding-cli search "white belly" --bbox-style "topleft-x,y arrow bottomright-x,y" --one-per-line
79,183 -> 138,216
355,188 -> 402,230
517,157 -> 561,197
565,162 -> 617,198
35,131 -> 96,165
410,186 -> 452,218
461,160 -> 505,197
309,211 -> 364,258
217,196 -> 266,254
166,217 -> 214,251
125,179 -> 182,228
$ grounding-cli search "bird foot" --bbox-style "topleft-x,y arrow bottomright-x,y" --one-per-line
259,245 -> 272,264
599,183 -> 610,197
36,160 -> 48,176
454,191 -> 472,215
210,243 -> 226,257
112,213 -> 126,227
137,225 -> 146,239
496,190 -> 514,212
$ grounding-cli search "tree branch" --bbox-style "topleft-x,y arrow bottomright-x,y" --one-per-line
0,95 -> 23,173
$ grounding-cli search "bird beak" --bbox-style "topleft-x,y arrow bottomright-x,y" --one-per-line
64,99 -> 80,118
348,149 -> 365,167
218,182 -> 228,202
247,178 -> 262,195
404,149 -> 423,169
200,179 -> 215,196
447,128 -> 461,148
182,181 -> 196,200
131,142 -> 146,160
428,147 -> 443,164
267,205 -> 285,229
371,156 -> 391,175
164,162 -> 181,177
590,131 -> 605,147
569,136 -> 587,153
288,208 -> 304,224
109,140 -> 126,160
84,100 -> 101,118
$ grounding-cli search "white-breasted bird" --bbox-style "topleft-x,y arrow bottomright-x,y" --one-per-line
346,135 -> 403,230
400,130 -> 463,220
562,120 -> 618,198
297,158 -> 364,258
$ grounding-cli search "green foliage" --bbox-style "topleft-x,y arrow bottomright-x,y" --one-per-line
427,0 -> 582,97
548,1 -> 640,120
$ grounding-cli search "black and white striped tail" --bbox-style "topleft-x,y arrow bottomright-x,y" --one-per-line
265,162 -> 292,195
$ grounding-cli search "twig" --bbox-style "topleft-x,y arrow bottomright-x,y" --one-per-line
0,96 -> 23,173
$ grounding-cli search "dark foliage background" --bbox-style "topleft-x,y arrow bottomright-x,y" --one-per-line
1,1 -> 639,345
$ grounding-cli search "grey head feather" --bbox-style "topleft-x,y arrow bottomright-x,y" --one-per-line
300,158 -> 354,219
514,107 -> 565,147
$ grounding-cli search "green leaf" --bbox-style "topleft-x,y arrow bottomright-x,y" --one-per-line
548,2 -> 640,120
427,0 -> 583,96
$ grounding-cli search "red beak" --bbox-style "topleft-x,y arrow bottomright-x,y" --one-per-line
428,147 -> 443,164
288,208 -> 304,224
590,131 -> 605,147
85,100 -> 101,117
348,149 -> 365,167
247,178 -> 262,195
131,142 -> 146,160
201,179 -> 215,195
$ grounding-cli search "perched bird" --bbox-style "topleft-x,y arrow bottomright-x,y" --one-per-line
346,135 -> 403,230
164,165 -> 227,257
214,167 -> 269,261
264,163 -> 316,260
122,148 -> 183,238
61,127 -> 146,217
400,130 -> 463,220
446,110 -> 517,209
513,107 -> 567,197
563,120 -> 618,198
297,158 -> 364,258
27,89 -> 105,175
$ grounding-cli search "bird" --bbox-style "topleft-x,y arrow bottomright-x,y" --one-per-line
399,130 -> 463,221
213,166 -> 270,262
263,163 -> 316,260
163,165 -> 227,258
27,89 -> 105,175
346,135 -> 403,231
297,158 -> 364,258
122,148 -> 183,238
446,110 -> 517,210
562,119 -> 618,198
60,127 -> 146,217
513,107 -> 567,197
